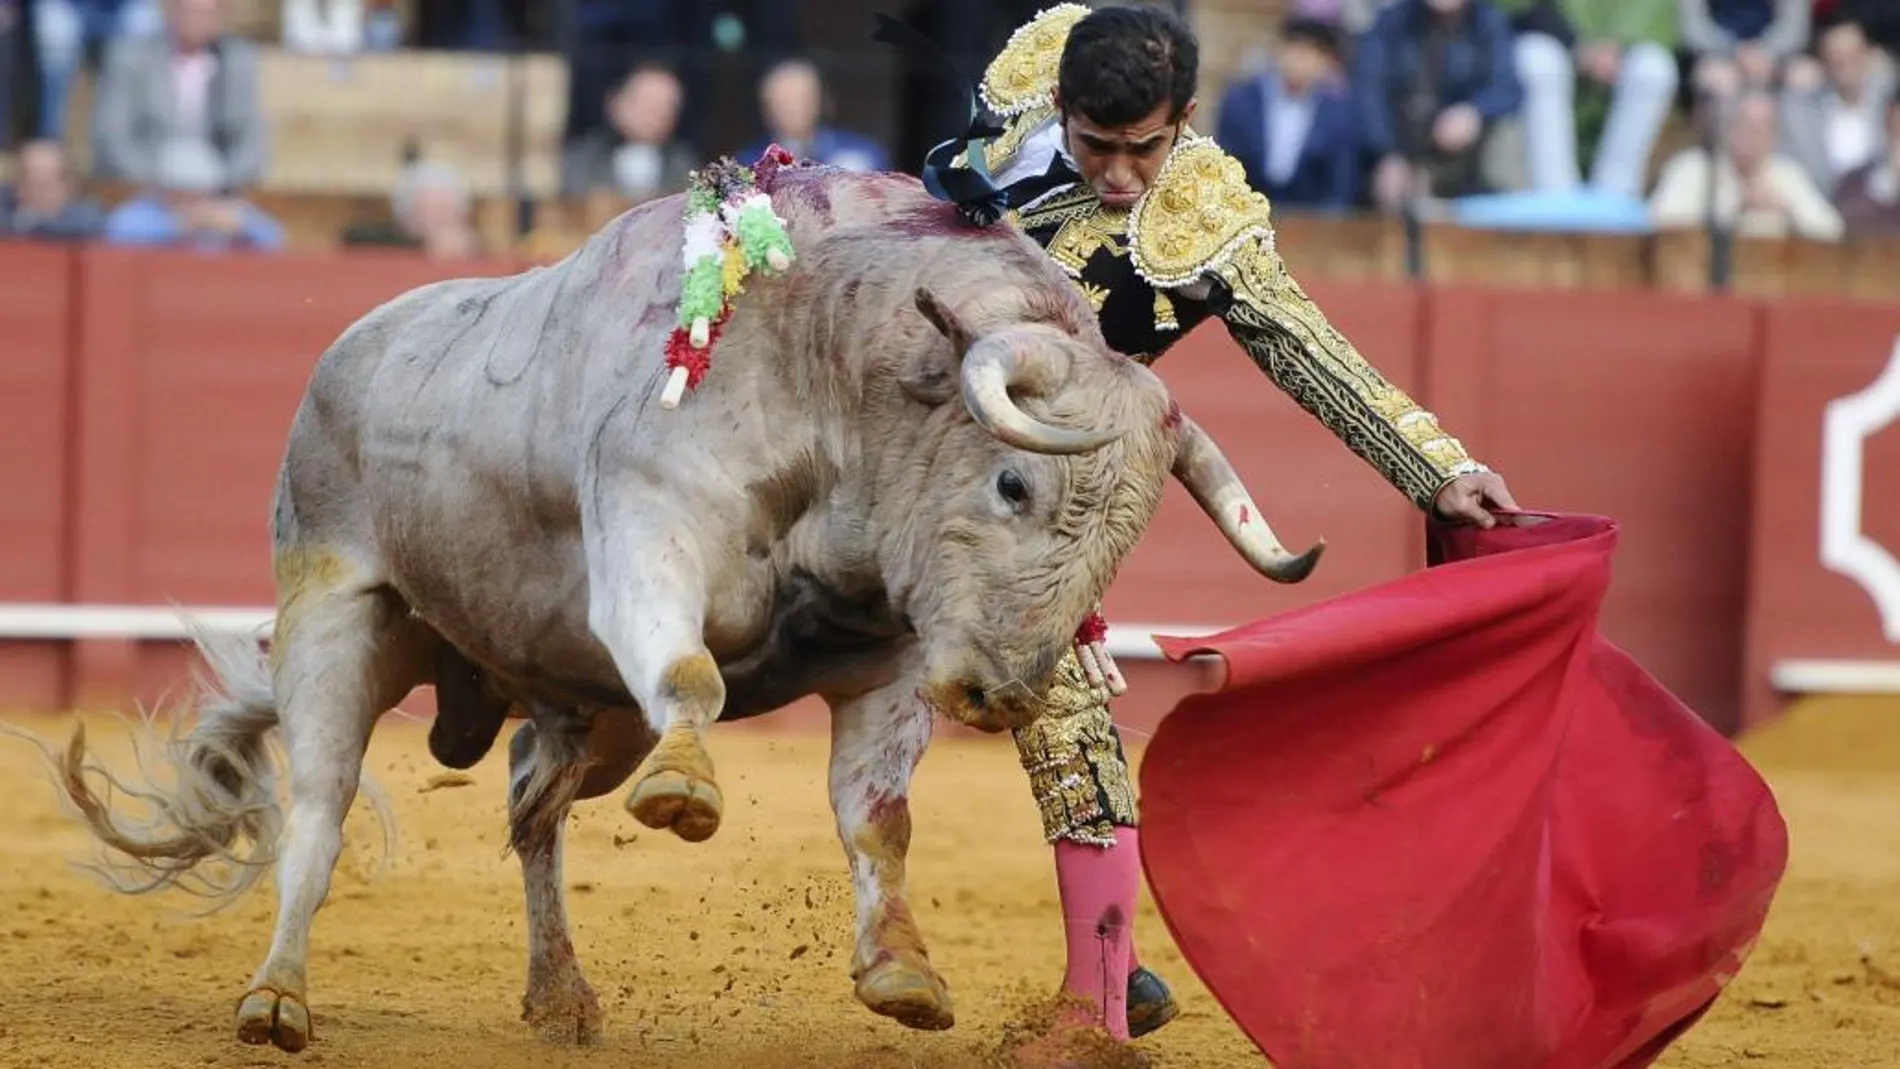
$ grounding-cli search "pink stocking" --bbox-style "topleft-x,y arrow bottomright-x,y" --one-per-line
1053,828 -> 1140,1041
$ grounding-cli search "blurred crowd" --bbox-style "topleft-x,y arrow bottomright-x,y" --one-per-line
0,0 -> 897,254
1,0 -> 1897,258
1226,0 -> 1899,239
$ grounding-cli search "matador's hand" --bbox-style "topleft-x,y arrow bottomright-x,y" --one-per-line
1432,472 -> 1520,529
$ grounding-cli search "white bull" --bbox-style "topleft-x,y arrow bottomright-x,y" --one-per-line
24,159 -> 1321,1053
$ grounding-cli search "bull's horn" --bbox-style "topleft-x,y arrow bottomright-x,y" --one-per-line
960,341 -> 1123,455
1171,416 -> 1324,583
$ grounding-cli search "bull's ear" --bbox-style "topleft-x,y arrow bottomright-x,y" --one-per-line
900,287 -> 971,406
914,287 -> 974,357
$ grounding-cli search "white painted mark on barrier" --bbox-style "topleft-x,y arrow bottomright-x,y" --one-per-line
1819,335 -> 1900,643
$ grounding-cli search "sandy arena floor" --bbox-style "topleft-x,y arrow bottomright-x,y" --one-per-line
0,697 -> 1896,1068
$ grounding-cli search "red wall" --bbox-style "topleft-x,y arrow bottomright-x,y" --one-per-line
1422,288 -> 1764,729
1,243 -> 1893,737
0,244 -> 75,710
1743,301 -> 1900,728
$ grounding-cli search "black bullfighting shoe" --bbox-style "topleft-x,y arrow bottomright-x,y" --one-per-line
1126,967 -> 1179,1038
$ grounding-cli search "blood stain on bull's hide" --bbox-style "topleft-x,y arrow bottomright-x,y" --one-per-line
776,173 -> 835,226
886,203 -> 976,239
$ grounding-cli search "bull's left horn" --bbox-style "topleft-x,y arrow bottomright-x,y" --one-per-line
960,342 -> 1123,455
1171,415 -> 1324,583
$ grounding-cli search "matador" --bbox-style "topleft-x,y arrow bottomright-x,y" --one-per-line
916,4 -> 1522,1062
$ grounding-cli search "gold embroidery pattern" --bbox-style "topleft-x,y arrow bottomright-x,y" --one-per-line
1015,184 -> 1115,234
1129,137 -> 1278,288
1213,238 -> 1487,509
979,4 -> 1091,117
1074,279 -> 1109,312
1153,289 -> 1179,333
1011,650 -> 1139,845
1047,205 -> 1131,277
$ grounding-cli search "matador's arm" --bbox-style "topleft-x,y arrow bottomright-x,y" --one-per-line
1130,140 -> 1488,512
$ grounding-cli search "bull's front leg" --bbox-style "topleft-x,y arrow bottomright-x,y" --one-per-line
826,676 -> 952,1031
584,501 -> 727,843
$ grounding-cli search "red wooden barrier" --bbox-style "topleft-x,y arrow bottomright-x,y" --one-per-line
2,244 -> 1894,738
61,248 -> 527,707
1742,299 -> 1900,729
0,244 -> 77,710
1423,288 -> 1763,732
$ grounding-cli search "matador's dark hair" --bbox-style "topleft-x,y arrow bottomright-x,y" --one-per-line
1056,5 -> 1200,127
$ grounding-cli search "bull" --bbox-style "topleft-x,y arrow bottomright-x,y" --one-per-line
23,160 -> 1321,1053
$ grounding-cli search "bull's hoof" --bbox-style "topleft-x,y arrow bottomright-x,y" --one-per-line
855,954 -> 955,1031
626,768 -> 724,842
235,986 -> 312,1053
521,979 -> 604,1045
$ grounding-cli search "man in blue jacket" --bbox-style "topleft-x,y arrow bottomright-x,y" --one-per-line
1353,0 -> 1525,211
1215,17 -> 1363,211
741,57 -> 890,172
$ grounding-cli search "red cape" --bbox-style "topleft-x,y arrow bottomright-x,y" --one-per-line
1138,513 -> 1788,1069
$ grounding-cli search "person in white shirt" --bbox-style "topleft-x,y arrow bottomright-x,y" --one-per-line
1778,16 -> 1897,194
1649,89 -> 1846,241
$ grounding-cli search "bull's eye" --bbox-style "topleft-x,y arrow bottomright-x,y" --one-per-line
996,469 -> 1029,505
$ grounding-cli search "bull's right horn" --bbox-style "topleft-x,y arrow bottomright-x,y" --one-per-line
1171,415 -> 1324,583
960,341 -> 1124,455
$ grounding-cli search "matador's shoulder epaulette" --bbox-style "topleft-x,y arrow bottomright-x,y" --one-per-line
1128,137 -> 1279,289
955,4 -> 1090,176
979,4 -> 1090,117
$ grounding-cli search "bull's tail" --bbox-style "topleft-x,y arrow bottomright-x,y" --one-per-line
5,621 -> 290,910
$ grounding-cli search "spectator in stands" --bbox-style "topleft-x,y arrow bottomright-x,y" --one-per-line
1,0 -> 18,152
1,138 -> 106,239
340,159 -> 480,258
90,0 -> 268,192
561,62 -> 698,205
280,0 -> 403,54
1507,0 -> 1681,199
1214,17 -> 1362,211
30,0 -> 163,139
1831,0 -> 1900,57
101,136 -> 283,250
741,58 -> 888,173
391,160 -> 480,259
1834,95 -> 1900,231
1353,0 -> 1526,212
1682,0 -> 1813,102
1649,89 -> 1844,238
558,1 -> 693,152
1778,16 -> 1896,193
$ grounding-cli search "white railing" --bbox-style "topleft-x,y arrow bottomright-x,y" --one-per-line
1768,659 -> 1900,694
6,605 -> 1891,691
0,603 -> 1215,661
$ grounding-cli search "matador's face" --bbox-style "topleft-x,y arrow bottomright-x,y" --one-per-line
1055,95 -> 1198,211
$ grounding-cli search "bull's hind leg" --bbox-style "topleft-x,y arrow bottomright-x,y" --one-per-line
506,707 -> 657,1044
236,552 -> 432,1052
827,678 -> 952,1031
506,711 -> 598,1044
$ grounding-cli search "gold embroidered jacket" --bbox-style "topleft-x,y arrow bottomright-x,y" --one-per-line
961,4 -> 1489,511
